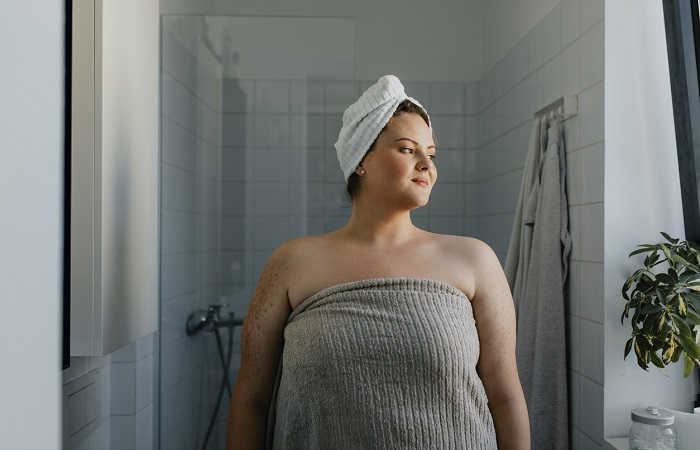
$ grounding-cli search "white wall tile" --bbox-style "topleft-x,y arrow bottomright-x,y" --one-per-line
254,114 -> 289,148
222,79 -> 253,113
252,182 -> 291,215
570,370 -> 581,429
569,204 -> 581,261
429,217 -> 464,236
305,114 -> 325,148
253,148 -> 291,182
254,81 -> 289,113
543,54 -> 562,107
568,315 -> 581,372
580,81 -> 604,147
136,355 -> 154,412
566,148 -> 582,206
581,0 -> 604,33
544,3 -> 562,62
403,82 -> 431,108
161,254 -> 196,301
562,39 -> 581,98
111,363 -> 136,415
562,0 -> 582,48
580,262 -> 604,323
86,419 -> 110,450
135,405 -> 155,450
162,118 -> 196,170
253,216 -> 290,249
571,427 -> 582,450
580,319 -> 604,383
112,342 -> 137,363
464,82 -> 478,115
528,20 -> 546,73
162,164 -> 196,211
567,261 -> 581,316
464,115 -> 477,149
111,415 -> 136,449
324,114 -> 343,148
325,81 -> 357,114
563,115 -> 581,153
580,142 -> 604,204
579,377 -> 604,445
580,21 -> 605,91
433,115 -> 465,149
430,183 -> 465,217
435,150 -> 463,182
580,433 -> 602,450
528,68 -> 545,118
430,82 -> 465,114
289,115 -> 307,149
580,202 -> 604,262
161,210 -> 195,254
221,114 -> 253,148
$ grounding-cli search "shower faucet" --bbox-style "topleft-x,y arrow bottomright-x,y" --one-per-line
186,304 -> 244,335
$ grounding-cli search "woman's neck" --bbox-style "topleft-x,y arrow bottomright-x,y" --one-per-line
341,199 -> 420,247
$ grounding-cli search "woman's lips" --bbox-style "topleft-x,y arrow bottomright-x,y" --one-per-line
412,178 -> 429,187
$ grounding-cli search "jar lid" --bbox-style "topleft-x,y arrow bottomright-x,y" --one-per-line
631,407 -> 675,425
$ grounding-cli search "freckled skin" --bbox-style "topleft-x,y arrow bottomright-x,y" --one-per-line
226,113 -> 530,450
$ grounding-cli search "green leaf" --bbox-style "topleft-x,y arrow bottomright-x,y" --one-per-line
679,295 -> 688,317
684,354 -> 695,378
686,309 -> 700,326
629,245 -> 658,257
678,333 -> 700,360
656,273 -> 676,286
649,350 -> 665,368
640,303 -> 663,315
661,232 -> 679,244
624,338 -> 634,358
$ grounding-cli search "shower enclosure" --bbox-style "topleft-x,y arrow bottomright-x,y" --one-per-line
158,15 -> 357,449
158,14 -> 476,449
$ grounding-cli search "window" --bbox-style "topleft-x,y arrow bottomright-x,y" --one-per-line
663,0 -> 700,242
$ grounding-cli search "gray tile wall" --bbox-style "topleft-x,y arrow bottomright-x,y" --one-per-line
474,0 -> 605,448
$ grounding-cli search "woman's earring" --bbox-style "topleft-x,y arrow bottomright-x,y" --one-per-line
360,169 -> 365,175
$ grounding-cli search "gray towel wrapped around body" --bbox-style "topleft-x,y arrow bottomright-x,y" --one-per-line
267,278 -> 497,449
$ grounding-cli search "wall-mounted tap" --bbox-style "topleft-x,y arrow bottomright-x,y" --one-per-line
186,304 -> 244,336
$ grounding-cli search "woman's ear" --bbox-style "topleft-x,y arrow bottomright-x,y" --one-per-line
355,165 -> 365,176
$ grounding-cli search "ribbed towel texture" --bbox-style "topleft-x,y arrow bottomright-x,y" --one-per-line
266,278 -> 497,449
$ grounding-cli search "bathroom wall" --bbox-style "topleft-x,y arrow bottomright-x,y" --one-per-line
159,17 -> 226,450
474,0 -> 605,447
604,0 -> 698,439
1,2 -> 63,448
160,0 -> 483,83
62,333 -> 157,450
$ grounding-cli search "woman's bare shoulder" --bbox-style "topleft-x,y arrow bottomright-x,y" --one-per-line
269,232 -> 341,268
426,232 -> 497,262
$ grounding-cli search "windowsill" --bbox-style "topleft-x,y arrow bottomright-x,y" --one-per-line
604,437 -> 628,450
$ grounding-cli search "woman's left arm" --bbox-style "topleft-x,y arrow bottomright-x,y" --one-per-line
469,239 -> 530,449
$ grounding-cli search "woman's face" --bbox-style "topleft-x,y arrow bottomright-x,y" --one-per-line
358,112 -> 437,209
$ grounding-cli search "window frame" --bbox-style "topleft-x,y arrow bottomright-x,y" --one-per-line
663,0 -> 700,242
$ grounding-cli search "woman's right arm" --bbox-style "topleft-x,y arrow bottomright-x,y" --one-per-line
226,244 -> 293,449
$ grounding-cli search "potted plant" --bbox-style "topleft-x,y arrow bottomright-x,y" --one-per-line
621,232 -> 700,379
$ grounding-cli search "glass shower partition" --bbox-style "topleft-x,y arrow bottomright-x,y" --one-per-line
159,15 -> 355,449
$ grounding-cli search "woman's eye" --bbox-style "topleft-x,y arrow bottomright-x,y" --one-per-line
428,154 -> 436,160
400,147 -> 413,154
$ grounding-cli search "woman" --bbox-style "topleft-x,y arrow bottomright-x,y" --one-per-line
226,75 -> 530,449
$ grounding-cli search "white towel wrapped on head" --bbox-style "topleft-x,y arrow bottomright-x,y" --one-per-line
334,75 -> 430,182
